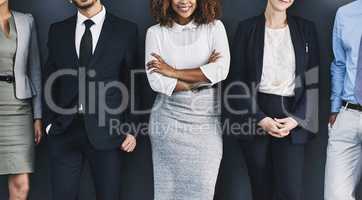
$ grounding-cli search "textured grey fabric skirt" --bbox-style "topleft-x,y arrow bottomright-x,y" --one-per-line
0,82 -> 34,175
149,88 -> 223,200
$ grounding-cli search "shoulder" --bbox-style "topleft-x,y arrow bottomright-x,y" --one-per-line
146,24 -> 162,36
236,15 -> 263,33
209,19 -> 225,27
337,1 -> 360,16
234,15 -> 262,37
44,15 -> 75,42
289,15 -> 318,42
237,15 -> 262,29
12,11 -> 34,25
290,15 -> 316,29
12,10 -> 31,19
206,19 -> 226,31
49,15 -> 76,31
107,13 -> 137,32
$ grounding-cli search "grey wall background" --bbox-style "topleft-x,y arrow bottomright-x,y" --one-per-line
0,0 -> 360,199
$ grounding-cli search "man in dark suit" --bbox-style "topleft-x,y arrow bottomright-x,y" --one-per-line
43,0 -> 138,199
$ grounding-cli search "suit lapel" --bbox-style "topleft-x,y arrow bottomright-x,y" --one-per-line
87,13 -> 113,69
287,15 -> 305,80
287,15 -> 305,105
12,11 -> 26,72
66,15 -> 80,68
254,15 -> 266,84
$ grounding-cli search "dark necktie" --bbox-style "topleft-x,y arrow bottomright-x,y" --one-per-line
355,36 -> 362,105
79,19 -> 95,67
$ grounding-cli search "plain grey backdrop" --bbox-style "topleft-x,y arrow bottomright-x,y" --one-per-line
0,0 -> 360,199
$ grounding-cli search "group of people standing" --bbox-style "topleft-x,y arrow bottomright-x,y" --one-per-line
0,0 -> 361,200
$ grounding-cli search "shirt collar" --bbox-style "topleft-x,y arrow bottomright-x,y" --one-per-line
77,6 -> 106,27
170,20 -> 198,32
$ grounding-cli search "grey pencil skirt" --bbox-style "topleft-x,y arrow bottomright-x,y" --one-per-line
149,88 -> 223,200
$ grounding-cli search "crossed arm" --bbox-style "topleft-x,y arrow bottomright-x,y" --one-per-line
146,51 -> 222,92
145,22 -> 230,96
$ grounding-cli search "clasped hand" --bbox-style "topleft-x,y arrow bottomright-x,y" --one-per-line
258,117 -> 298,138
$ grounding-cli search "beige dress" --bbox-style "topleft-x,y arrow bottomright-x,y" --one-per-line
0,15 -> 34,175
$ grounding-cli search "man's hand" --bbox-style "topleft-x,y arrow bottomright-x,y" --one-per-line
258,117 -> 285,138
120,134 -> 137,153
34,119 -> 43,145
329,113 -> 338,128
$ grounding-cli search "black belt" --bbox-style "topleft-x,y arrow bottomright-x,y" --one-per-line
343,101 -> 362,112
0,75 -> 15,83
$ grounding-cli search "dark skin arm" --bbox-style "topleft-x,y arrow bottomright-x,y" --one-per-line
173,68 -> 209,83
147,51 -> 221,84
174,80 -> 193,92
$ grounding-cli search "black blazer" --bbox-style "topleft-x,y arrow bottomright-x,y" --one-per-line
43,12 -> 139,150
223,14 -> 320,144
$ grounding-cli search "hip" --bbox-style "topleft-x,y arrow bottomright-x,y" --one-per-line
257,92 -> 295,118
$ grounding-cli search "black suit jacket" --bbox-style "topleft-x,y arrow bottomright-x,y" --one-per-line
43,12 -> 139,150
223,14 -> 320,144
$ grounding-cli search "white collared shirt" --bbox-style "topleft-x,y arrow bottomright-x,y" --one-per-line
75,6 -> 106,57
145,20 -> 230,96
259,25 -> 296,96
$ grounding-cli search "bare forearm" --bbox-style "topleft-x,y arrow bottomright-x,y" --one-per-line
173,68 -> 210,84
174,80 -> 193,92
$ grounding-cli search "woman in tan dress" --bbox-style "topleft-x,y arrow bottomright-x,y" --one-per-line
0,0 -> 42,199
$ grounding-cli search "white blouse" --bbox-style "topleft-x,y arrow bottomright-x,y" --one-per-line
145,20 -> 230,96
259,25 -> 296,96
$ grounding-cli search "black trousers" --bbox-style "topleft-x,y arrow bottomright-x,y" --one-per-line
240,136 -> 305,200
240,92 -> 305,200
48,117 -> 122,200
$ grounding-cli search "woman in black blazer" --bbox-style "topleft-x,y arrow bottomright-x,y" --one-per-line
223,0 -> 319,199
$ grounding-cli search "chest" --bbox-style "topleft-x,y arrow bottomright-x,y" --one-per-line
245,25 -> 309,82
0,33 -> 17,60
158,30 -> 213,69
339,16 -> 362,64
263,28 -> 296,72
54,29 -> 127,70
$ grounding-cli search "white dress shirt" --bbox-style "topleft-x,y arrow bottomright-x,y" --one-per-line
259,25 -> 296,96
145,20 -> 230,96
75,6 -> 106,56
46,7 -> 106,134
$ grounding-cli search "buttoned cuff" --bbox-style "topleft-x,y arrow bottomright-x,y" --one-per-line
331,98 -> 342,113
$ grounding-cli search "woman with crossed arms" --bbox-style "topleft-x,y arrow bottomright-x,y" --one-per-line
145,0 -> 230,199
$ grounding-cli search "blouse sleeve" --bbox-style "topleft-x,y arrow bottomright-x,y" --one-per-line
145,27 -> 177,96
200,20 -> 231,85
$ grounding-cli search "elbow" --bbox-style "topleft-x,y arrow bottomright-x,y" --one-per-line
332,60 -> 346,69
220,62 -> 230,82
148,81 -> 173,96
221,67 -> 229,81
146,72 -> 176,96
149,82 -> 162,94
204,62 -> 230,85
